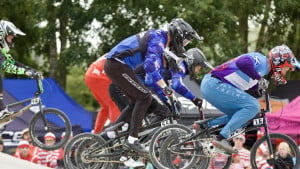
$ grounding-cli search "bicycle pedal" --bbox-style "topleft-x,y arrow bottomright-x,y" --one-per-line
0,119 -> 12,128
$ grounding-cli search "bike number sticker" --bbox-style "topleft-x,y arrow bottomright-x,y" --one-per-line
161,120 -> 171,127
253,118 -> 264,126
31,98 -> 40,104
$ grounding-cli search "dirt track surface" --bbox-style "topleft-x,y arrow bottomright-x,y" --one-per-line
0,152 -> 51,169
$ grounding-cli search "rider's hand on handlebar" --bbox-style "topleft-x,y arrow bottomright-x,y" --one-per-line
25,69 -> 36,78
163,86 -> 173,96
25,69 -> 43,79
192,97 -> 203,109
258,78 -> 269,90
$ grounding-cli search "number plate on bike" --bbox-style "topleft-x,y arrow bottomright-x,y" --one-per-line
253,118 -> 264,126
160,119 -> 171,127
31,98 -> 40,104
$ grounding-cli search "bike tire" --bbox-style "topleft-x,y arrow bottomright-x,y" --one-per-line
76,134 -> 114,169
29,108 -> 72,150
149,124 -> 204,169
250,133 -> 300,169
64,133 -> 114,169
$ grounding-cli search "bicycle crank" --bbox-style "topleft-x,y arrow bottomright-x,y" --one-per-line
168,138 -> 230,158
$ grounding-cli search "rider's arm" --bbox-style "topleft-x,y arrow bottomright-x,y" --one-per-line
0,49 -> 28,75
171,71 -> 195,100
143,33 -> 167,89
236,55 -> 261,80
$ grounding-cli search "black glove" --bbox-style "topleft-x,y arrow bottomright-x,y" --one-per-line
258,78 -> 269,90
174,99 -> 182,119
192,97 -> 203,108
163,86 -> 173,96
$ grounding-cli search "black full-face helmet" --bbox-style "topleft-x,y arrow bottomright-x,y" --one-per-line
185,48 -> 213,80
0,20 -> 25,51
168,18 -> 202,54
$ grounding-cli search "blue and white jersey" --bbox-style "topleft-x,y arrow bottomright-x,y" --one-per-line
145,60 -> 196,102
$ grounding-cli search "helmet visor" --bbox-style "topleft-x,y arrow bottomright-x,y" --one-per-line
203,61 -> 214,70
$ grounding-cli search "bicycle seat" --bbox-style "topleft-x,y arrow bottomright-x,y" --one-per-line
105,121 -> 125,132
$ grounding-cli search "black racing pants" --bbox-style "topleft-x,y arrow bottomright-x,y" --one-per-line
109,83 -> 129,111
104,59 -> 152,137
110,86 -> 171,124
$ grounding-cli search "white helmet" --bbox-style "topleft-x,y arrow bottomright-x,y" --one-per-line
0,20 -> 26,51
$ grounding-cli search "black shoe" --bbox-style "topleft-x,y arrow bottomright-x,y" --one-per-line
212,138 -> 237,154
125,140 -> 149,154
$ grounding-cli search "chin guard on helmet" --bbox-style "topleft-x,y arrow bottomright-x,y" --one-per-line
168,18 -> 202,54
0,20 -> 26,51
269,44 -> 296,85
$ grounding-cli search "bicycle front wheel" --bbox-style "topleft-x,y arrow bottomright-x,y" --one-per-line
64,133 -> 111,169
250,133 -> 300,169
29,108 -> 72,150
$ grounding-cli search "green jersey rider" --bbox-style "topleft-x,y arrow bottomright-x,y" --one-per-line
0,20 -> 39,122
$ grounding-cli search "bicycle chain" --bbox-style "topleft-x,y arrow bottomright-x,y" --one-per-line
80,142 -> 149,163
167,138 -> 230,158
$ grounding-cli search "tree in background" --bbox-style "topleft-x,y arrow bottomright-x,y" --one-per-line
0,0 -> 299,110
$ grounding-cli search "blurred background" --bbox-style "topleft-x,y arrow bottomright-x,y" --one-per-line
0,0 -> 299,112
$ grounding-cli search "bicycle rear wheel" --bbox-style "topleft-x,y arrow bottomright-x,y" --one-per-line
250,133 -> 300,169
64,133 -> 114,169
149,124 -> 207,169
29,108 -> 72,150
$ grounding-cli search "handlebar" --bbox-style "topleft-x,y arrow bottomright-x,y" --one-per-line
258,78 -> 271,113
33,72 -> 44,95
167,95 -> 181,120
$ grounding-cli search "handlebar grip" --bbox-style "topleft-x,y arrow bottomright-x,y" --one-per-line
34,72 -> 44,80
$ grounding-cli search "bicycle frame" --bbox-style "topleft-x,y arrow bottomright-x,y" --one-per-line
170,86 -> 275,157
82,96 -> 181,162
86,118 -> 173,161
3,77 -> 48,127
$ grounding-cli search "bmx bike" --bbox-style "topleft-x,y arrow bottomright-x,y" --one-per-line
63,95 -> 182,169
0,73 -> 72,150
149,79 -> 300,169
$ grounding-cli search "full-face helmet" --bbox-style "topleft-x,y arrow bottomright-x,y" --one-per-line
0,20 -> 25,51
185,48 -> 213,80
269,45 -> 296,84
168,18 -> 202,54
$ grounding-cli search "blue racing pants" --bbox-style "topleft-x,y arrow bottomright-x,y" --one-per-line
200,74 -> 259,138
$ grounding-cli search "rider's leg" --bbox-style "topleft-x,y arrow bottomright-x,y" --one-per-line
94,106 -> 109,134
201,74 -> 259,153
219,95 -> 259,138
201,74 -> 259,137
146,93 -> 171,123
114,103 -> 134,125
85,71 -> 113,133
104,59 -> 152,153
129,93 -> 152,136
109,83 -> 129,111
